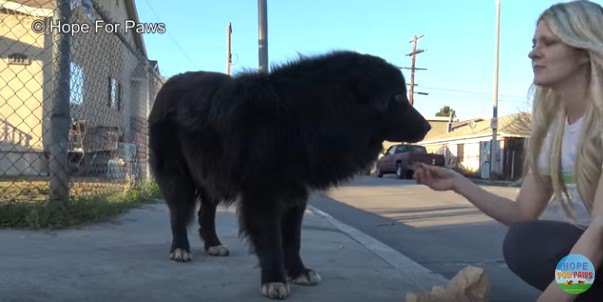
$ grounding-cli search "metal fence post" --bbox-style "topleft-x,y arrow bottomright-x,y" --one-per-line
49,0 -> 72,202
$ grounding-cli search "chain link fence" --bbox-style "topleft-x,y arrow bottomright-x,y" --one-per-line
1,0 -> 164,203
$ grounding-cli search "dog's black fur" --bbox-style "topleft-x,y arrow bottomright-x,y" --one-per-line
148,51 -> 431,299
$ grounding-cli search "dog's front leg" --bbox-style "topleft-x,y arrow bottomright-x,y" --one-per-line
239,196 -> 289,300
282,203 -> 321,286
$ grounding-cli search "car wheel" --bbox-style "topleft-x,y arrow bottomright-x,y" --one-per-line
396,163 -> 403,179
404,170 -> 414,179
376,167 -> 383,178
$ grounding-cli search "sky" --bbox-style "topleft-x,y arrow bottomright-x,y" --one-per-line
135,0 -> 600,121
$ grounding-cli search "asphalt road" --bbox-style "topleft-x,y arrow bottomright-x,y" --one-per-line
311,175 -> 544,302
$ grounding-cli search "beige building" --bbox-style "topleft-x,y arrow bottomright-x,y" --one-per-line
1,0 -> 162,176
418,112 -> 532,180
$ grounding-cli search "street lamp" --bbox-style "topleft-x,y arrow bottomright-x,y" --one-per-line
489,0 -> 501,180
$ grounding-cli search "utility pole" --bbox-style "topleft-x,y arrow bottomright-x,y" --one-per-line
490,0 -> 501,180
227,22 -> 232,75
405,35 -> 426,106
258,0 -> 268,72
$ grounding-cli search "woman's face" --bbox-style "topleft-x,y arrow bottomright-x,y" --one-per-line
528,21 -> 589,88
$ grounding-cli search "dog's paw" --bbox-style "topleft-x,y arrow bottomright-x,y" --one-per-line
290,270 -> 321,286
169,248 -> 192,262
207,245 -> 230,256
261,282 -> 290,300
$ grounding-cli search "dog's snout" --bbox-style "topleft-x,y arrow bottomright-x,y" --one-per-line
414,119 -> 431,142
423,122 -> 431,133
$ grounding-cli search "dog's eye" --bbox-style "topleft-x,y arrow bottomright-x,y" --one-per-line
376,93 -> 407,112
393,94 -> 410,108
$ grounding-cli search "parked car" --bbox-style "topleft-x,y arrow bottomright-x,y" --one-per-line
375,144 -> 445,179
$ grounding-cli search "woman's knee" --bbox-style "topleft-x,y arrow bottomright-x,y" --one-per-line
502,220 -> 539,269
502,220 -> 553,290
502,220 -> 583,291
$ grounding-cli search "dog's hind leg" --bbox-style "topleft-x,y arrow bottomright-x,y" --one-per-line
197,189 -> 229,256
157,174 -> 196,262
282,203 -> 321,286
239,194 -> 289,300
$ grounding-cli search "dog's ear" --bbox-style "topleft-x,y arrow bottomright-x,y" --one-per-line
345,56 -> 406,110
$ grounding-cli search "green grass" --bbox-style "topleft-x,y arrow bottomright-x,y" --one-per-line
0,181 -> 161,229
0,178 -> 137,202
558,283 -> 592,294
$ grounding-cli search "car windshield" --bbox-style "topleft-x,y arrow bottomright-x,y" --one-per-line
411,146 -> 426,153
394,145 -> 426,154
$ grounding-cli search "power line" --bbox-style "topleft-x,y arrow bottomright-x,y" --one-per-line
420,86 -> 528,99
142,0 -> 200,69
422,92 -> 529,103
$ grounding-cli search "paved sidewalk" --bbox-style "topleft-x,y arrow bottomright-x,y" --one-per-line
0,196 -> 448,302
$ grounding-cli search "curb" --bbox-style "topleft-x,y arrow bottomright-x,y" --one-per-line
307,205 -> 449,291
470,179 -> 521,187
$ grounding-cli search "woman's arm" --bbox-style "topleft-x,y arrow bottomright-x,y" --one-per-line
415,164 -> 553,225
453,172 -> 553,225
416,164 -> 553,225
538,173 -> 603,302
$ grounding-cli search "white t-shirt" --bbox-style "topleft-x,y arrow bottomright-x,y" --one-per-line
538,116 -> 590,226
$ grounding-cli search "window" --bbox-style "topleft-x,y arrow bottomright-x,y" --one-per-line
7,53 -> 32,65
108,77 -> 121,110
70,62 -> 84,105
457,144 -> 464,161
70,0 -> 81,9
71,0 -> 95,21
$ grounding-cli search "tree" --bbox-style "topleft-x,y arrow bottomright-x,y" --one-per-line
435,106 -> 456,118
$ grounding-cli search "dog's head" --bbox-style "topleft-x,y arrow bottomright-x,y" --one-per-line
378,92 -> 431,143
271,51 -> 432,145
340,52 -> 431,144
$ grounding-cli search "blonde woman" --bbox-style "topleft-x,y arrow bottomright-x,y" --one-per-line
415,1 -> 603,301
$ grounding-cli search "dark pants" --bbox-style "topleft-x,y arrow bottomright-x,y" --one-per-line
503,220 -> 602,301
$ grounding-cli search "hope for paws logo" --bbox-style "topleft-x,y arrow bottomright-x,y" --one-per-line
555,254 -> 595,294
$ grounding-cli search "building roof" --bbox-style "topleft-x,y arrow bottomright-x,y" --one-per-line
422,117 -> 453,141
124,0 -> 147,58
382,116 -> 456,150
420,112 -> 532,144
148,60 -> 160,74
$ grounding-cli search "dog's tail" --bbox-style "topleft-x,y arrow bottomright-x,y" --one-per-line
148,76 -> 181,178
148,72 -> 232,177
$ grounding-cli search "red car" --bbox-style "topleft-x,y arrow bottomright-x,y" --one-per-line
375,144 -> 445,179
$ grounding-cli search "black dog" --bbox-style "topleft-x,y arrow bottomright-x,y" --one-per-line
148,51 -> 431,299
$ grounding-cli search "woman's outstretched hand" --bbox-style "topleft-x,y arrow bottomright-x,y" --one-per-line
414,163 -> 463,192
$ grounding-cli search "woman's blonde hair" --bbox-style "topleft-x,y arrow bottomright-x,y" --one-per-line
526,0 -> 603,221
